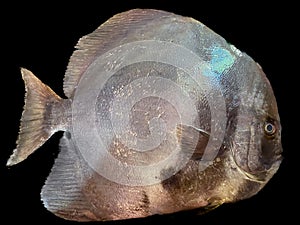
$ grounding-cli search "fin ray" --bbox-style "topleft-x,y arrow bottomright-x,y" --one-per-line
177,124 -> 210,160
7,68 -> 63,166
63,9 -> 170,97
41,133 -> 97,221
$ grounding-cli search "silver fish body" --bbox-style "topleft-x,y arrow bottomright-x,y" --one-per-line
8,9 -> 282,221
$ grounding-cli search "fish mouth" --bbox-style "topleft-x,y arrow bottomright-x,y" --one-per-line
233,154 -> 282,183
228,120 -> 283,183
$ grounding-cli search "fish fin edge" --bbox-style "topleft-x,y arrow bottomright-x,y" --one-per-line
63,9 -> 170,98
7,68 -> 63,166
41,133 -> 98,221
177,124 -> 210,160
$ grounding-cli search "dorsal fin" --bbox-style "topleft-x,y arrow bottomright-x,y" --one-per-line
63,9 -> 171,98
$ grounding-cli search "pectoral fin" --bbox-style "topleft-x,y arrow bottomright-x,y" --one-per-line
176,124 -> 210,160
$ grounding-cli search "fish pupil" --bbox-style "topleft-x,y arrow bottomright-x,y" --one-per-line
264,122 -> 276,136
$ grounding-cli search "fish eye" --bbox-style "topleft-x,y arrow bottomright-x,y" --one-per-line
264,122 -> 276,137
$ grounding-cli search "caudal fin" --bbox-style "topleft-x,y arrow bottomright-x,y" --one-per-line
7,68 -> 63,166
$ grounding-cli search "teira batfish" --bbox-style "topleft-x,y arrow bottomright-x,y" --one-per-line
8,9 -> 282,221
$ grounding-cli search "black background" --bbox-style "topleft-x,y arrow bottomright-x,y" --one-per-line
1,1 -> 296,224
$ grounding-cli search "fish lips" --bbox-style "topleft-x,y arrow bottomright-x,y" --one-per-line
231,131 -> 283,183
240,155 -> 282,183
235,149 -> 283,183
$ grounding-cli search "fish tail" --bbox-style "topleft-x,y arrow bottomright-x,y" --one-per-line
7,68 -> 66,166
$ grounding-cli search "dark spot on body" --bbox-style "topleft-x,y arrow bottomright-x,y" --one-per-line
161,176 -> 179,192
65,131 -> 71,139
142,190 -> 150,208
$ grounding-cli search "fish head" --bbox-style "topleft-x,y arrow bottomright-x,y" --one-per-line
229,63 -> 282,183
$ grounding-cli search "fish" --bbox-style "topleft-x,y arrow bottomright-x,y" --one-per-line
7,9 -> 282,221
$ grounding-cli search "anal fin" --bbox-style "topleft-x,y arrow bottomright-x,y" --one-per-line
41,132 -> 97,221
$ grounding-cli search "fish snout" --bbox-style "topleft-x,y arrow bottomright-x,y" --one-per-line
231,120 -> 283,181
